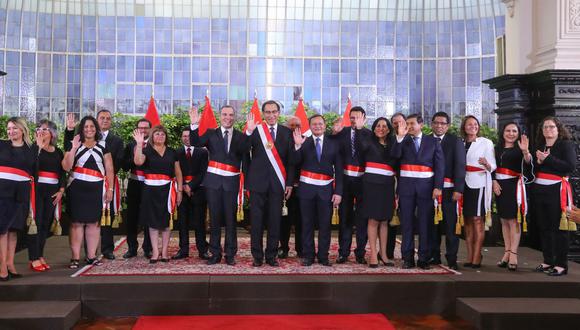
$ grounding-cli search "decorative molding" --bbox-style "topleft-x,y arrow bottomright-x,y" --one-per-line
502,0 -> 516,18
570,0 -> 580,32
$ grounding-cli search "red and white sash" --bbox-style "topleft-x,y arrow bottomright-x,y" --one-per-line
496,167 -> 527,217
535,172 -> 573,213
70,167 -> 104,182
443,177 -> 454,188
299,170 -> 333,186
129,169 -> 145,181
400,164 -> 434,178
344,165 -> 365,177
183,175 -> 195,184
207,160 -> 240,177
364,162 -> 395,177
0,166 -> 36,221
495,167 -> 520,180
257,123 -> 287,189
144,173 -> 178,215
466,164 -> 492,216
37,171 -> 59,185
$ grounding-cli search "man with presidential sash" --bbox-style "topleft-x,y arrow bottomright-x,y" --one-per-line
245,100 -> 295,267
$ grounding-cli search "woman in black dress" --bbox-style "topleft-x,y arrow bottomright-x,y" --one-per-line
355,116 -> 397,268
62,116 -> 114,268
0,117 -> 39,281
28,120 -> 65,272
532,116 -> 576,276
492,123 -> 531,271
133,125 -> 183,263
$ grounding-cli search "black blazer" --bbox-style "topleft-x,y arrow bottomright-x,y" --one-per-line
391,134 -> 445,198
292,134 -> 343,200
245,125 -> 295,194
190,127 -> 250,192
65,129 -> 124,174
176,146 -> 208,191
433,133 -> 466,194
331,126 -> 371,168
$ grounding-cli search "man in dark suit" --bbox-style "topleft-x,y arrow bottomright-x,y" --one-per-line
245,100 -> 295,267
386,112 -> 406,262
189,105 -> 251,266
292,114 -> 343,267
429,112 -> 465,270
65,110 -> 124,260
278,116 -> 303,259
331,106 -> 371,265
391,113 -> 444,269
122,118 -> 152,258
172,129 -> 210,261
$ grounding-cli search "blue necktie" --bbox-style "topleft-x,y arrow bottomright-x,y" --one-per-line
223,129 -> 229,153
315,137 -> 322,162
413,136 -> 420,152
351,130 -> 356,158
270,126 -> 276,141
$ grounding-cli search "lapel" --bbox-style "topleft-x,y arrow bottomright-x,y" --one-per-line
320,134 -> 328,163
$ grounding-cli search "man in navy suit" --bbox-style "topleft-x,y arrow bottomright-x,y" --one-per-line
429,112 -> 465,270
391,113 -> 444,269
292,114 -> 343,266
245,100 -> 295,267
189,105 -> 251,266
331,106 -> 371,265
172,129 -> 210,261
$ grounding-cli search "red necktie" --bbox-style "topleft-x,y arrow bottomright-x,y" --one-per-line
186,147 -> 192,159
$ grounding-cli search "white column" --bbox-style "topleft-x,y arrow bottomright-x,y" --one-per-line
504,0 -> 580,74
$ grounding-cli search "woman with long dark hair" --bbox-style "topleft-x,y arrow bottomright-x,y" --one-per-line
0,117 -> 40,281
62,116 -> 114,269
492,122 -> 531,271
28,120 -> 65,272
532,116 -> 576,276
460,115 -> 496,268
133,125 -> 183,263
354,116 -> 397,267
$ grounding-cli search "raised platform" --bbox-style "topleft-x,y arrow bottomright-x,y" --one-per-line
2,233 -> 580,329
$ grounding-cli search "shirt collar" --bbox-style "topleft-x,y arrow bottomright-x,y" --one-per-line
101,130 -> 109,140
313,134 -> 324,143
413,132 -> 423,140
435,133 -> 445,140
221,126 -> 231,135
268,123 -> 278,130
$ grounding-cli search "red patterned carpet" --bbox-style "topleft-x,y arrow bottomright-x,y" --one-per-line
76,236 -> 455,276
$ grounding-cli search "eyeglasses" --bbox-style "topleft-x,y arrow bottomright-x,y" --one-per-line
431,121 -> 448,126
542,125 -> 557,130
36,128 -> 50,132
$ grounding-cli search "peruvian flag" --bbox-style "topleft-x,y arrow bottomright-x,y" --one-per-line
144,95 -> 161,127
243,97 -> 262,131
198,95 -> 218,136
294,98 -> 311,137
342,95 -> 352,127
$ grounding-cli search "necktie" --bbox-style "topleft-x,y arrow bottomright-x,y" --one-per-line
315,137 -> 322,162
186,147 -> 191,159
436,136 -> 442,143
413,136 -> 420,152
351,130 -> 356,158
270,126 -> 276,141
223,129 -> 229,153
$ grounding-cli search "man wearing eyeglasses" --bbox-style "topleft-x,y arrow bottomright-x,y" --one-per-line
428,112 -> 465,270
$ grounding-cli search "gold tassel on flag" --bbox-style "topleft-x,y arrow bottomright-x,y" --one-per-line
390,210 -> 400,226
455,219 -> 462,235
236,205 -> 244,222
331,207 -> 339,225
105,208 -> 111,226
111,214 -> 120,229
169,217 -> 174,230
484,211 -> 492,231
559,212 -> 569,231
51,219 -> 62,236
100,208 -> 107,226
522,215 -> 528,233
282,200 -> 288,216
434,205 -> 443,224
568,220 -> 577,232
27,214 -> 37,235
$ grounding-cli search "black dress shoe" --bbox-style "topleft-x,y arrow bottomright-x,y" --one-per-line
355,257 -> 367,265
144,251 -> 153,259
402,261 -> 415,269
266,259 -> 280,267
123,251 -> 137,259
319,260 -> 332,267
103,252 -> 115,260
7,271 -> 22,279
0,275 -> 8,282
417,261 -> 431,270
252,258 -> 263,267
448,263 -> 459,271
336,255 -> 348,264
225,256 -> 236,266
301,259 -> 314,266
429,258 -> 441,265
198,252 -> 210,260
463,262 -> 473,267
277,249 -> 289,259
207,255 -> 222,265
369,263 -> 379,268
172,252 -> 189,260
149,259 -> 158,264
471,263 -> 481,269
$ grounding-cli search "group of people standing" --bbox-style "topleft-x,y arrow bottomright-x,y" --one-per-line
0,101 -> 576,281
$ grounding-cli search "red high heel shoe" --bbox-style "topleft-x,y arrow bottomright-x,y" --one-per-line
30,262 -> 46,272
